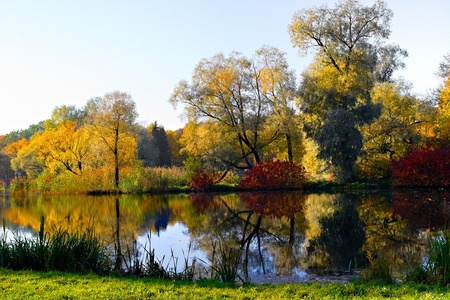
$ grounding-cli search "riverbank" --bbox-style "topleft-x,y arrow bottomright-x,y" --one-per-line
0,268 -> 448,299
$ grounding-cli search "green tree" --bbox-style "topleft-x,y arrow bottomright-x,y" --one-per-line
136,125 -> 158,167
89,91 -> 138,188
0,135 -> 15,179
149,122 -> 172,167
289,0 -> 406,182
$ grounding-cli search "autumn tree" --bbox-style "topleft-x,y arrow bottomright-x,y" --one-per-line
357,81 -> 433,179
166,129 -> 184,167
4,122 -> 45,145
31,122 -> 92,175
180,121 -> 243,173
289,0 -> 406,182
255,46 -> 304,163
89,91 -> 138,188
3,138 -> 43,177
44,105 -> 87,129
435,52 -> 450,145
170,47 -> 299,169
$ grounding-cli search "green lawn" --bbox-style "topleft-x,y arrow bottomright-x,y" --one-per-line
0,269 -> 449,299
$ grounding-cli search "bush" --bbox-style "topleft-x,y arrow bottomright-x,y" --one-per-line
189,169 -> 218,191
9,177 -> 37,195
361,251 -> 394,284
238,160 -> 305,190
392,145 -> 450,188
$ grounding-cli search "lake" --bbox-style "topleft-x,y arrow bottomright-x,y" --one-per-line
1,190 -> 449,283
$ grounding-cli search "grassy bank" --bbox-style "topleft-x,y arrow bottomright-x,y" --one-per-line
0,268 -> 449,300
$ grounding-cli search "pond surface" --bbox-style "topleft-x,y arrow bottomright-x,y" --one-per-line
1,190 -> 449,283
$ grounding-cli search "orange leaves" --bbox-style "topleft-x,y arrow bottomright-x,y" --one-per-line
1,138 -> 29,158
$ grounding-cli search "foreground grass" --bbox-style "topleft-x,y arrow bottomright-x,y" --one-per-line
0,269 -> 449,299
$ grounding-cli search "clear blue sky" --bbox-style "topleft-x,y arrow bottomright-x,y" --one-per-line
1,0 -> 449,135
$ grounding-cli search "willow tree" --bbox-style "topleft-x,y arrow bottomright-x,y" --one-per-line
90,91 -> 138,188
289,0 -> 406,182
170,47 -> 300,169
255,46 -> 303,163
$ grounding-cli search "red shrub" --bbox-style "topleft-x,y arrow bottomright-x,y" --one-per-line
391,145 -> 450,187
189,169 -> 218,191
238,160 -> 306,190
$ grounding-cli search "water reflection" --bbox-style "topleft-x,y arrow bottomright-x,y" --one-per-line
0,190 -> 447,280
308,195 -> 366,270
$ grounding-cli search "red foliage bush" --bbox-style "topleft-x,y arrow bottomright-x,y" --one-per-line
238,160 -> 306,190
391,145 -> 450,187
189,169 -> 218,191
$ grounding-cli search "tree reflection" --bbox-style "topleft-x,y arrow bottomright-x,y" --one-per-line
308,195 -> 366,270
1,191 -> 442,278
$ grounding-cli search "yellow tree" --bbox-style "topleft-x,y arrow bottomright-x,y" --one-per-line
31,122 -> 92,175
1,138 -> 35,176
435,53 -> 450,144
89,91 -> 138,188
357,82 -> 433,179
166,129 -> 183,167
180,121 -> 242,174
171,47 -> 300,168
255,46 -> 304,163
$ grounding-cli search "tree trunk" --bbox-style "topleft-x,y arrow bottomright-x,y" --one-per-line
286,133 -> 293,163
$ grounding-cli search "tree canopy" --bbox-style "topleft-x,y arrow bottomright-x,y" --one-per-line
290,0 -> 407,182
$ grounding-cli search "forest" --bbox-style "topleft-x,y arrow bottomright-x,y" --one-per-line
0,0 -> 449,194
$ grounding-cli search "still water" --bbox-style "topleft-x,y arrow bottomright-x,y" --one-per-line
1,190 -> 449,282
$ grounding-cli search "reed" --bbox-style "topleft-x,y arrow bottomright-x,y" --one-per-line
360,251 -> 394,284
426,229 -> 450,285
199,241 -> 242,283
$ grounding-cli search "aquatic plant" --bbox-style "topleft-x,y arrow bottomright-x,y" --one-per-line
199,241 -> 242,283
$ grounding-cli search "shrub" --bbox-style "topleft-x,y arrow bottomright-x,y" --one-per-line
189,169 -> 218,191
238,160 -> 305,190
391,145 -> 450,188
361,251 -> 394,284
8,177 -> 37,195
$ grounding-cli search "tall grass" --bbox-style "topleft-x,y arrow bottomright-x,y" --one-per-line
0,217 -> 111,274
360,251 -> 394,284
31,166 -> 189,194
402,229 -> 450,286
0,218 -> 197,281
426,229 -> 450,285
199,241 -> 242,283
119,166 -> 189,193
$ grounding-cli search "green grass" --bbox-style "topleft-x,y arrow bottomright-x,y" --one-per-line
0,269 -> 449,299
